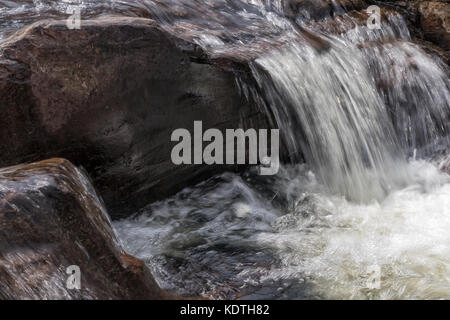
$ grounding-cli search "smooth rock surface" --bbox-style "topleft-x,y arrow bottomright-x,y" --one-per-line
0,16 -> 270,219
0,158 -> 172,299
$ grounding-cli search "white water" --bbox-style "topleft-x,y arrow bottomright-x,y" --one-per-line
115,159 -> 450,299
113,1 -> 450,299
252,41 -> 406,202
249,13 -> 450,202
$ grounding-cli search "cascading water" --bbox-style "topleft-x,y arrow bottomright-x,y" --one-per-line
247,9 -> 450,201
134,0 -> 450,201
3,0 -> 450,299
113,0 -> 450,299
250,41 -> 407,202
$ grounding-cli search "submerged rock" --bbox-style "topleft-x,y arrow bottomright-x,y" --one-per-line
0,16 -> 270,219
0,158 -> 172,299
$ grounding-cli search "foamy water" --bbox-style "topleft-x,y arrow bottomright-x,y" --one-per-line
112,3 -> 450,299
114,159 -> 450,299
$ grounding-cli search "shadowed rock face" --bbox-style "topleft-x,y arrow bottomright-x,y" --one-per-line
0,16 -> 270,219
0,158 -> 171,299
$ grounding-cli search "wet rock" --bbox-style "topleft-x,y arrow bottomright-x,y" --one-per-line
0,16 -> 270,219
418,1 -> 450,52
0,158 -> 172,299
283,0 -> 366,20
371,0 -> 450,63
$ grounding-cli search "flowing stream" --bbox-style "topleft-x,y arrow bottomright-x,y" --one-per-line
2,0 -> 450,299
113,0 -> 450,299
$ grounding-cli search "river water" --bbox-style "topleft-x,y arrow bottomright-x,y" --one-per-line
115,159 -> 450,299
2,0 -> 450,299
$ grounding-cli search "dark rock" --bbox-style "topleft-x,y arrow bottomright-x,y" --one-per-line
0,158 -> 173,299
369,0 -> 450,64
418,1 -> 450,52
283,0 -> 366,20
0,17 -> 270,219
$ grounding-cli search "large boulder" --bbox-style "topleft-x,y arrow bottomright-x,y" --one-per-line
0,158 -> 172,299
0,16 -> 270,219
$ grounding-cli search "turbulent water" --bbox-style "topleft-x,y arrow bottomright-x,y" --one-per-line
113,1 -> 450,299
3,0 -> 450,299
115,159 -> 450,299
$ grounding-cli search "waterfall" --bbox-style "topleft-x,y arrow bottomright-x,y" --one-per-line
248,12 -> 450,201
112,0 -> 450,300
251,40 -> 407,201
133,0 -> 450,201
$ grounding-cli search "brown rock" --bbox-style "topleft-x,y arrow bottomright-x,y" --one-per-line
0,17 -> 270,219
372,0 -> 450,63
283,0 -> 366,20
419,1 -> 450,51
0,158 -> 172,299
